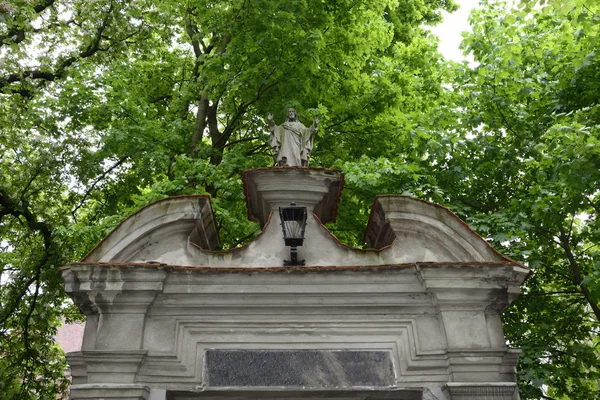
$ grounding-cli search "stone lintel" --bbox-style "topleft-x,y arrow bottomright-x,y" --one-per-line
62,263 -> 523,315
62,259 -> 523,394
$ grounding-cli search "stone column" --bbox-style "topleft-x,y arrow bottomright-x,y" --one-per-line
418,264 -> 524,400
62,264 -> 168,400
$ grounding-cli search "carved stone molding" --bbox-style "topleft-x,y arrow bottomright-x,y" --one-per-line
61,169 -> 529,398
443,382 -> 518,400
69,383 -> 151,400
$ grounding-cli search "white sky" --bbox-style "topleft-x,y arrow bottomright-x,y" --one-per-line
429,0 -> 481,62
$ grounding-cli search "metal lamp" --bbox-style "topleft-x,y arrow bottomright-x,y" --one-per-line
279,203 -> 307,266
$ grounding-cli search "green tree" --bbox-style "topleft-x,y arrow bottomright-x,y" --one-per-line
0,0 -> 455,397
440,0 -> 600,398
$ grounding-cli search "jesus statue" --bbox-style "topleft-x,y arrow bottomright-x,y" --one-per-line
268,108 -> 320,167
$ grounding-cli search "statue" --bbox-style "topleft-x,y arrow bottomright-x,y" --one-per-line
268,108 -> 320,167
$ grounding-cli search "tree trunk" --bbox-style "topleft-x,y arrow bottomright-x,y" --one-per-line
190,95 -> 209,156
207,101 -> 223,166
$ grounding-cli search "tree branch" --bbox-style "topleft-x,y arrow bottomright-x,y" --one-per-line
190,95 -> 209,156
223,136 -> 262,148
0,191 -> 52,249
184,10 -> 202,58
521,290 -> 584,297
0,190 -> 52,327
244,143 -> 270,157
19,163 -> 45,199
71,156 -> 129,221
585,195 -> 600,215
0,1 -> 114,90
558,225 -> 600,322
150,95 -> 172,103
216,75 -> 280,154
0,0 -> 55,48
22,278 -> 42,356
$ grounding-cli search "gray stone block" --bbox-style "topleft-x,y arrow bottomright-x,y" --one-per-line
204,349 -> 395,388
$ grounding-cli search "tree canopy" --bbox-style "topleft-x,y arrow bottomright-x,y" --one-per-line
453,1 -> 600,397
1,0 -> 599,398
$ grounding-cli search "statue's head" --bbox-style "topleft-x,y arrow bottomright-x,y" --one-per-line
286,108 -> 297,121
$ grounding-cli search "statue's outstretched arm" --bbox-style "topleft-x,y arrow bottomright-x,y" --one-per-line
310,116 -> 320,134
268,113 -> 280,161
267,112 -> 275,129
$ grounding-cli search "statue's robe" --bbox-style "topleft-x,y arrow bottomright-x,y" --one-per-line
270,120 -> 317,166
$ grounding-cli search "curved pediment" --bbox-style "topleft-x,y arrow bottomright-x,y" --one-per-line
79,170 -> 522,268
82,195 -> 218,263
365,195 -> 511,263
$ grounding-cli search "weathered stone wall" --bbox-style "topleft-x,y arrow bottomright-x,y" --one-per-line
62,168 -> 528,400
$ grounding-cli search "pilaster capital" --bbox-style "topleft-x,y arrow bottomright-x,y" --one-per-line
61,264 -> 169,314
416,264 -> 528,312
